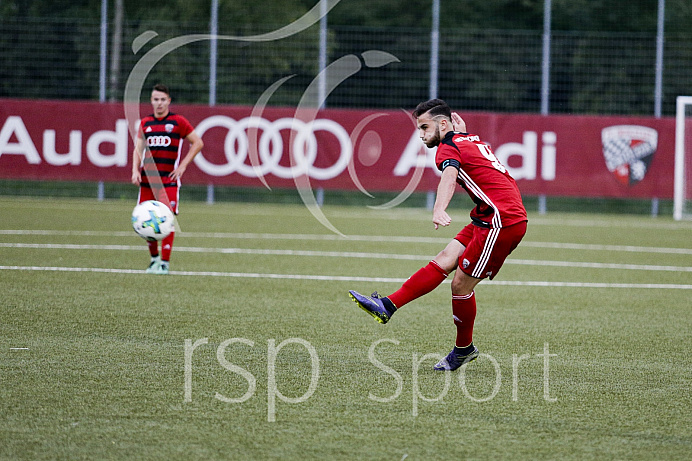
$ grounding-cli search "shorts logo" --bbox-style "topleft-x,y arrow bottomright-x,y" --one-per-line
601,125 -> 658,186
462,258 -> 470,269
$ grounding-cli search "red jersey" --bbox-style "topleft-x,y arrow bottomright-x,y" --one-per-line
138,113 -> 194,188
435,131 -> 527,228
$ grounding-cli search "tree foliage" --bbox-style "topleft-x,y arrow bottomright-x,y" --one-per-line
5,0 -> 691,32
1,1 -> 691,114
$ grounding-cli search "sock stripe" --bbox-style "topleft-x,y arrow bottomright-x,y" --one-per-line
430,259 -> 449,277
452,291 -> 475,300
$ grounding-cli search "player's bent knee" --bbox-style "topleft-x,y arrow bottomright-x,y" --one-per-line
433,254 -> 457,273
434,241 -> 464,273
451,272 -> 481,295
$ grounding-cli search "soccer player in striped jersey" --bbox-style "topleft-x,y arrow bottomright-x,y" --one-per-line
349,99 -> 527,370
131,84 -> 204,275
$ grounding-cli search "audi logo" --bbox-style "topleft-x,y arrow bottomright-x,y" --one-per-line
147,136 -> 172,147
193,115 -> 352,180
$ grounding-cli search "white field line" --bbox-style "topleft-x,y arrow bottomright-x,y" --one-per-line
315,209 -> 692,230
1,242 -> 691,273
0,230 -> 691,255
1,265 -> 691,290
3,198 -> 691,230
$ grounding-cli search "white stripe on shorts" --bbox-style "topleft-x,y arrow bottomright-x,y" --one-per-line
473,227 -> 500,278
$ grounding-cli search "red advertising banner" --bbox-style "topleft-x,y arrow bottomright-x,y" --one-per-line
0,99 -> 675,199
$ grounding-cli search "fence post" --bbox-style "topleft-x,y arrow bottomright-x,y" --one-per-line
206,184 -> 215,205
654,0 -> 665,118
99,0 -> 108,102
651,197 -> 659,217
541,0 -> 552,115
316,187 -> 325,207
209,0 -> 218,107
426,190 -> 435,211
538,194 -> 547,215
429,0 -> 440,99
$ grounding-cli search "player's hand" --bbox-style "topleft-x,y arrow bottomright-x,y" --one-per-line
169,165 -> 186,181
432,210 -> 452,230
451,112 -> 466,132
131,171 -> 141,186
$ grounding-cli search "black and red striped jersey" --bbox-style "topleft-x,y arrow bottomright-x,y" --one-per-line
138,113 -> 194,188
435,131 -> 527,228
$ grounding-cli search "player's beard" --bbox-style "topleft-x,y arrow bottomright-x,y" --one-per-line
424,126 -> 442,148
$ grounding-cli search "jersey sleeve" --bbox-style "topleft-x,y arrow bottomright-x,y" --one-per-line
137,118 -> 146,138
439,158 -> 461,171
177,116 -> 194,139
435,144 -> 462,171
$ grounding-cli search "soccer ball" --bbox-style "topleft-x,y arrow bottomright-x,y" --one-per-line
131,200 -> 175,241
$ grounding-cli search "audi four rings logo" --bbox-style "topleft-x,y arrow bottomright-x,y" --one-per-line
193,115 -> 353,180
147,136 -> 172,147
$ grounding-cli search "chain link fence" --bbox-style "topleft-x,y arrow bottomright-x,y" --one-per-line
2,16 -> 691,115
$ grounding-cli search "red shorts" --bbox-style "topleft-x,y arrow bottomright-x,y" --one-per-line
138,186 -> 179,215
455,221 -> 527,280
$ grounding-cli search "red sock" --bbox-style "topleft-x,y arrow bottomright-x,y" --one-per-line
388,260 -> 448,308
452,291 -> 477,347
147,240 -> 159,257
161,231 -> 175,262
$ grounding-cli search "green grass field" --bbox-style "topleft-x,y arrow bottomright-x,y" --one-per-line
1,197 -> 691,460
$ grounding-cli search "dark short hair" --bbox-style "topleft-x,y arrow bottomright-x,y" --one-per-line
152,84 -> 170,96
412,98 -> 451,120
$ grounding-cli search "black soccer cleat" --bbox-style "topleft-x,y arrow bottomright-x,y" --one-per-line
348,290 -> 392,324
433,345 -> 479,371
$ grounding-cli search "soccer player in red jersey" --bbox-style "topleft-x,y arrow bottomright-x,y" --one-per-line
349,99 -> 527,370
131,84 -> 204,275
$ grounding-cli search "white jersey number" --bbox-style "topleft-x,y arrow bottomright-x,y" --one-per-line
476,143 -> 507,173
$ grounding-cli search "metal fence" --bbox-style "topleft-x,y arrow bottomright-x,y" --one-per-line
1,16 -> 691,115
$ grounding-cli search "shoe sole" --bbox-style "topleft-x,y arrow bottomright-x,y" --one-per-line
349,293 -> 388,324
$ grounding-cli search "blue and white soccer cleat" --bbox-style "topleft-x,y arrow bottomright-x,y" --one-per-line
145,255 -> 161,274
153,261 -> 169,275
433,345 -> 479,371
348,290 -> 392,324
